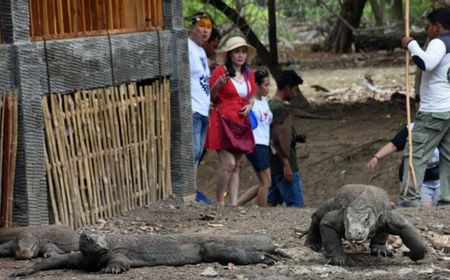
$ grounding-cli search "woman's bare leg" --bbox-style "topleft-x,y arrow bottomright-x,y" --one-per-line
255,168 -> 271,207
215,150 -> 236,205
237,184 -> 259,206
237,167 -> 271,207
227,153 -> 243,206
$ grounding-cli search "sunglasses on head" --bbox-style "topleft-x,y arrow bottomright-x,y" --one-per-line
191,15 -> 213,29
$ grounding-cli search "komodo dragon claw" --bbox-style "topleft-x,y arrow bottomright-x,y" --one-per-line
370,244 -> 393,257
274,248 -> 293,259
261,253 -> 279,265
327,254 -> 355,266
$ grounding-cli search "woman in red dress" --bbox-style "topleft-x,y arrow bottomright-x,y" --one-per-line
206,36 -> 257,206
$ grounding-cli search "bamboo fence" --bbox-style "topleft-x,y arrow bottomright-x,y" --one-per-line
43,80 -> 171,228
0,91 -> 19,228
29,0 -> 164,41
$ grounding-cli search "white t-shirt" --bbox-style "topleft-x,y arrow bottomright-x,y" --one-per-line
230,78 -> 248,97
408,35 -> 450,112
251,97 -> 273,146
188,38 -> 211,116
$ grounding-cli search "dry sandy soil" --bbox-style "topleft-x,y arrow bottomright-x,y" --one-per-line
2,51 -> 450,279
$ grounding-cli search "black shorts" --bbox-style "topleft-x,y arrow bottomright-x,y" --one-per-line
245,144 -> 270,171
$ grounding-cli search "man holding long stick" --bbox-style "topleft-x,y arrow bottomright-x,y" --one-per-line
399,7 -> 450,207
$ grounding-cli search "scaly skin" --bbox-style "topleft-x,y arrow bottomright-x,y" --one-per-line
305,184 -> 427,265
10,231 -> 285,277
0,225 -> 78,259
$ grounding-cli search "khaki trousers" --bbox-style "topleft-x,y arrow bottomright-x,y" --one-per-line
399,111 -> 450,207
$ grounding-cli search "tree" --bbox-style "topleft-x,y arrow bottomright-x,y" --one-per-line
391,0 -> 404,21
203,0 -> 309,107
323,0 -> 368,53
370,0 -> 386,26
204,0 -> 282,78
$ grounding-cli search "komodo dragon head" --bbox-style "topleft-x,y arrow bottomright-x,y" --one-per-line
79,230 -> 109,256
344,206 -> 377,242
14,233 -> 39,259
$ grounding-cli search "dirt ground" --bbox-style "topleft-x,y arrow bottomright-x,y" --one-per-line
2,51 -> 450,279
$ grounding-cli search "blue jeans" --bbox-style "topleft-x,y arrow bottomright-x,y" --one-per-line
193,112 -> 209,166
267,171 -> 304,207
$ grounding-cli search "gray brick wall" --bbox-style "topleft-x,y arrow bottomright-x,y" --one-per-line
1,0 -> 194,225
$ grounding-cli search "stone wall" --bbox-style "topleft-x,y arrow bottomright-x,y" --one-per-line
0,0 -> 194,225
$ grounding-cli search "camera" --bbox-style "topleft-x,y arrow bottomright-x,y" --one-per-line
226,68 -> 235,78
291,133 -> 307,148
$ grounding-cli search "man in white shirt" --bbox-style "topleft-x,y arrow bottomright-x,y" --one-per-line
399,8 -> 450,207
188,12 -> 213,204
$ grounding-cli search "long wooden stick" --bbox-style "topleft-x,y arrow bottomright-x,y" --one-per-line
403,0 -> 418,196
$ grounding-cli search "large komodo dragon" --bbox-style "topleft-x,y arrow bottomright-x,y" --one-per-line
10,230 -> 284,276
305,184 -> 427,265
0,224 -> 78,259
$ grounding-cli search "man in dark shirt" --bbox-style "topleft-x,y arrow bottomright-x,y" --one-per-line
268,70 -> 304,207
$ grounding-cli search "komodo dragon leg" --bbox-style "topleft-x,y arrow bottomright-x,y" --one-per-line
305,198 -> 336,251
102,253 -> 131,274
319,210 -> 355,266
385,211 -> 427,261
0,240 -> 14,257
9,252 -> 81,277
199,242 -> 279,265
41,243 -> 67,258
369,229 -> 393,257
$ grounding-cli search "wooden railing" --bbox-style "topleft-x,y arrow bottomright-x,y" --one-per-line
0,91 -> 19,228
43,80 -> 171,228
29,0 -> 164,41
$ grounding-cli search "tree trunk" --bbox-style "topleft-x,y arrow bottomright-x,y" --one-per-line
268,0 -> 278,66
354,28 -> 427,51
204,0 -> 282,80
324,0 -> 368,53
391,0 -> 403,21
370,0 -> 386,26
204,0 -> 309,107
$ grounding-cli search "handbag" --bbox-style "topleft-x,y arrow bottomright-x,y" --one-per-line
249,110 -> 258,129
218,113 -> 255,154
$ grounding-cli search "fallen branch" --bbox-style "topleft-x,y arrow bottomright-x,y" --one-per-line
307,138 -> 388,167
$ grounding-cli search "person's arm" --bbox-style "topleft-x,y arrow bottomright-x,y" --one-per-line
366,142 -> 398,173
282,157 -> 293,182
209,66 -> 227,104
239,97 -> 254,117
403,37 -> 446,71
210,75 -> 227,103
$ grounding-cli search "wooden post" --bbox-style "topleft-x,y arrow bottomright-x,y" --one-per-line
403,0 -> 418,196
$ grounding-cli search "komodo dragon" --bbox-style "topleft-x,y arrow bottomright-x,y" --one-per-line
0,224 -> 78,259
305,184 -> 427,265
10,230 -> 285,276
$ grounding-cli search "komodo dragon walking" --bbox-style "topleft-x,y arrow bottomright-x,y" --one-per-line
305,184 -> 427,265
0,224 -> 78,259
10,230 -> 285,276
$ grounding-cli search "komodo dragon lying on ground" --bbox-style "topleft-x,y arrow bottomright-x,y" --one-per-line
10,230 -> 286,276
0,224 -> 78,259
305,184 -> 427,265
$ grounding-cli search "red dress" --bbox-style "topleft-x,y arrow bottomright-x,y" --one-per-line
205,65 -> 256,151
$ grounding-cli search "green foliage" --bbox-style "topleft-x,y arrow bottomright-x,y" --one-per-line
409,0 -> 433,17
183,0 -> 269,41
362,0 -> 431,23
182,0 -> 436,46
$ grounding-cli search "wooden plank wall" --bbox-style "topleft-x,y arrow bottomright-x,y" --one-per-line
0,91 -> 19,228
43,80 -> 171,228
29,0 -> 164,41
